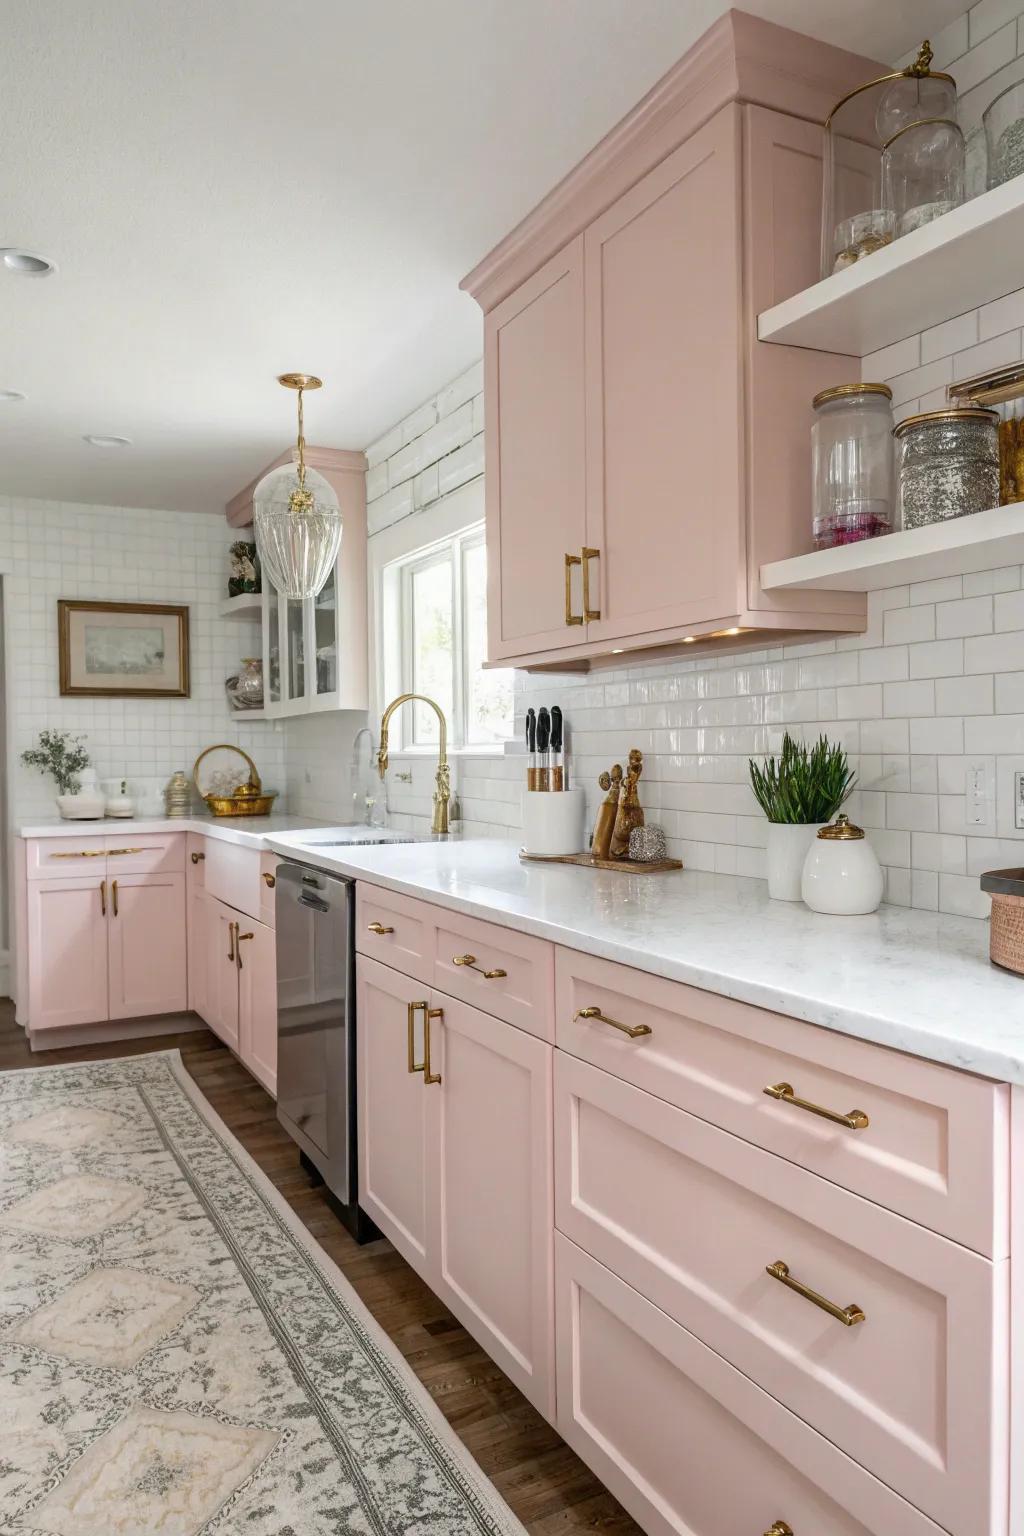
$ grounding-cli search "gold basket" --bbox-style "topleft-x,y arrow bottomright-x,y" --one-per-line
193,744 -> 278,818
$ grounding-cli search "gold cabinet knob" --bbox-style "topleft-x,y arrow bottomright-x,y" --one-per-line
191,850 -> 205,865
262,872 -> 276,888
367,921 -> 394,935
764,1524 -> 793,1536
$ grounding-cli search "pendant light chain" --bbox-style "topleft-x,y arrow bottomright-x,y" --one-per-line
296,386 -> 306,492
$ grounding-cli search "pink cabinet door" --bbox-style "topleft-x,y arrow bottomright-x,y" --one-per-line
584,106 -> 742,643
356,954 -> 431,1273
555,1234 -> 947,1536
425,992 -> 554,1418
27,875 -> 108,1029
237,917 -> 277,1096
107,872 -> 187,1021
187,861 -> 208,1018
484,236 -> 587,659
204,900 -> 241,1051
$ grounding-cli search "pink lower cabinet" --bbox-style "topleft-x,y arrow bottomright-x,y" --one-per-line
26,875 -> 109,1029
555,1234 -> 947,1536
107,872 -> 187,1020
356,953 -> 555,1418
236,918 -> 276,1095
554,1051 -> 1007,1535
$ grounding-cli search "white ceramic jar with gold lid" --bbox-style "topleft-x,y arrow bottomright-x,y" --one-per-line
801,813 -> 884,915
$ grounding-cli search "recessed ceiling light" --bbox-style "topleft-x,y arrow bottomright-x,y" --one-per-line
1,248 -> 55,276
83,434 -> 132,448
0,390 -> 25,403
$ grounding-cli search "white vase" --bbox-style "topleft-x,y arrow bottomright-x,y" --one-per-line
766,822 -> 827,901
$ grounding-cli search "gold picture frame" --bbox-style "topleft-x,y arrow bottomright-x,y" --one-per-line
58,600 -> 190,698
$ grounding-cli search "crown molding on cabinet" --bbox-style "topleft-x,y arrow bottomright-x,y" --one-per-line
460,10 -> 882,313
224,443 -> 367,529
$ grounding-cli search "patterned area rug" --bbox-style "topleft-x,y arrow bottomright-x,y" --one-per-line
0,1051 -> 525,1535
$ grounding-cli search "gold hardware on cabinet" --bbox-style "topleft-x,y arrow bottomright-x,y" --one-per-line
453,953 -> 507,979
367,921 -> 394,936
575,1006 -> 652,1039
191,851 -> 205,865
111,880 -> 119,917
262,872 -> 276,888
236,931 -> 254,971
227,921 -> 237,964
50,849 -> 107,859
100,879 -> 106,917
107,847 -> 145,857
407,1000 -> 427,1074
763,1082 -> 869,1131
582,546 -> 601,621
764,1524 -> 794,1536
765,1260 -> 865,1327
424,1007 -> 443,1085
564,552 -> 584,625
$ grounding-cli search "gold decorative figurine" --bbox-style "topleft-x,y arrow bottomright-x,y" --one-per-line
591,764 -> 622,861
610,748 -> 645,858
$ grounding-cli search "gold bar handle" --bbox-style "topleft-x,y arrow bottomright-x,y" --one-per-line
575,1005 -> 652,1039
107,847 -> 145,856
582,546 -> 601,621
765,1524 -> 793,1536
111,879 -> 119,917
407,1001 -> 426,1074
367,921 -> 394,935
564,552 -> 583,626
424,1006 -> 443,1086
100,879 -> 106,917
191,851 -> 205,865
49,849 -> 106,858
766,1260 -> 865,1327
227,921 -> 236,964
763,1081 -> 869,1131
453,953 -> 507,979
236,931 -> 253,971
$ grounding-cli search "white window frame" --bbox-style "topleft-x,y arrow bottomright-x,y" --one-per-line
368,478 -> 510,755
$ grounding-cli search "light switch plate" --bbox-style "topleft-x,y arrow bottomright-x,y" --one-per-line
1015,770 -> 1024,832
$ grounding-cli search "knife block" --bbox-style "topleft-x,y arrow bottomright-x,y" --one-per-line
521,787 -> 586,857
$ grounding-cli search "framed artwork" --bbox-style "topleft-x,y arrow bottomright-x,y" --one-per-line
58,600 -> 190,698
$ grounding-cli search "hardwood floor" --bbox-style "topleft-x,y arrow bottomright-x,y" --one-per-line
0,1004 -> 642,1535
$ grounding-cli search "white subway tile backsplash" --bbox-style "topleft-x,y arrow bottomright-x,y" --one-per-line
862,335 -> 919,380
909,716 -> 966,754
936,673 -> 995,714
909,575 -> 963,606
884,605 -> 935,645
964,564 -> 1021,594
935,595 -> 994,637
907,638 -> 964,678
883,679 -> 936,715
995,589 -> 1024,630
921,310 -> 978,363
952,327 -> 1022,378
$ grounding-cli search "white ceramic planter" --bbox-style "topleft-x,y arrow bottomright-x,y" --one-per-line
766,822 -> 826,901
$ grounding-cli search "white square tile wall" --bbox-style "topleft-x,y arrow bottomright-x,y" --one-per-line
1,496 -> 286,823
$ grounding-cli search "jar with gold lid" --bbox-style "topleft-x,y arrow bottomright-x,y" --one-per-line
812,383 -> 896,550
894,407 -> 999,529
801,814 -> 884,915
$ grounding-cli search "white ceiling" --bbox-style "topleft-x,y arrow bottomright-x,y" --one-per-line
2,0 -> 961,514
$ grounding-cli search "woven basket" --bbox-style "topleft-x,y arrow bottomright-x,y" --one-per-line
981,868 -> 1024,977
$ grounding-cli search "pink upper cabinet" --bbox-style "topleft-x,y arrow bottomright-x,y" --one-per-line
462,12 -> 881,669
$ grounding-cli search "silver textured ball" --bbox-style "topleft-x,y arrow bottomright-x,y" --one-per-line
628,824 -> 667,862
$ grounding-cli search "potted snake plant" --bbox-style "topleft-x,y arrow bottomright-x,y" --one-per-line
749,732 -> 855,901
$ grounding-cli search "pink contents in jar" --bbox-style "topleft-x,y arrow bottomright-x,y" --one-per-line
813,507 -> 891,550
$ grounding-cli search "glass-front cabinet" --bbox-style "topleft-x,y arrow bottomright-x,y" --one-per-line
259,549 -> 363,717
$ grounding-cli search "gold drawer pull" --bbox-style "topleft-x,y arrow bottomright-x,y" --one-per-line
575,1006 -> 652,1039
407,1001 -> 427,1074
582,546 -> 601,621
262,872 -> 276,888
765,1524 -> 793,1536
108,847 -> 145,856
111,879 -> 119,917
100,879 -> 106,916
424,1006 -> 443,1085
766,1260 -> 865,1327
227,921 -> 236,964
50,849 -> 106,858
367,921 -> 394,935
763,1081 -> 868,1131
191,851 -> 205,865
453,953 -> 507,979
564,552 -> 583,626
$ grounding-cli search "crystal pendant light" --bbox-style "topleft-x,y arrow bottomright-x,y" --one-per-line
253,373 -> 342,599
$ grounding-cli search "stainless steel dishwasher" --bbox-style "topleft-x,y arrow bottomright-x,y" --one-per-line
275,860 -> 379,1242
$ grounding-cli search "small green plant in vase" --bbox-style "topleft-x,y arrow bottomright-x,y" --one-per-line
21,729 -> 91,806
749,732 -> 855,901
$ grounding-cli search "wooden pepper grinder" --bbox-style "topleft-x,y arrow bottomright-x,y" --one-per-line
610,748 -> 645,858
591,764 -> 623,861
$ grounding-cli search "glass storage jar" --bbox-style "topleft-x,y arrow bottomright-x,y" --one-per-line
881,117 -> 965,237
984,80 -> 1024,188
811,384 -> 896,549
894,408 -> 999,529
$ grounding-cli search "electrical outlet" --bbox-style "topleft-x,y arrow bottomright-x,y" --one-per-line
1015,770 -> 1024,832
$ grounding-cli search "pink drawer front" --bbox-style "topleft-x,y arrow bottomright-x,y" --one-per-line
26,837 -> 109,877
555,1051 -> 1005,1536
556,1234 -> 946,1536
434,909 -> 554,1041
104,832 -> 184,875
186,833 -> 207,889
555,946 -> 1008,1257
204,838 -> 262,920
355,885 -> 435,985
259,853 -> 278,928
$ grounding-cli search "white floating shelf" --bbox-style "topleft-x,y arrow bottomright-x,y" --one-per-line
758,178 -> 1024,356
761,504 -> 1024,593
219,592 -> 263,621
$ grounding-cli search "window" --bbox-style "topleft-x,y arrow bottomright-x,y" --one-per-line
383,523 -> 513,750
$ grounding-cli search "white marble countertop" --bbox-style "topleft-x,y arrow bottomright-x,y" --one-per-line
265,834 -> 1024,1084
18,813 -> 334,851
